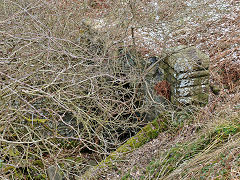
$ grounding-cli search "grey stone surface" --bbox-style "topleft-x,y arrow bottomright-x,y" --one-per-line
145,45 -> 210,107
165,45 -> 209,73
47,166 -> 63,180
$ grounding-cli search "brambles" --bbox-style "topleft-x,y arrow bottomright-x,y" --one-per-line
0,0 -> 239,179
0,0 -> 150,178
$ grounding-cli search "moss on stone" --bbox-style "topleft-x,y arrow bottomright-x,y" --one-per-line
81,114 -> 169,179
158,46 -> 210,106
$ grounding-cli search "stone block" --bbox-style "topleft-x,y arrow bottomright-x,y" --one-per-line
161,45 -> 210,106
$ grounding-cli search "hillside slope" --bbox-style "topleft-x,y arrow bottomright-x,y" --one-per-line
82,97 -> 240,179
81,0 -> 240,179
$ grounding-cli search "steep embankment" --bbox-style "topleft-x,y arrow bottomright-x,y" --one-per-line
82,99 -> 240,179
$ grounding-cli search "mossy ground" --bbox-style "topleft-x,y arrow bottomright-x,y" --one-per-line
84,103 -> 240,180
120,108 -> 240,180
142,123 -> 240,179
81,114 -> 170,179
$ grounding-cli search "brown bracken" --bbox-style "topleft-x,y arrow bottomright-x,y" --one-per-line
154,80 -> 171,100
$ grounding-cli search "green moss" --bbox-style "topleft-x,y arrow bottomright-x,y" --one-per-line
3,165 -> 15,172
141,121 -> 240,179
208,124 -> 240,146
197,144 -> 240,179
32,160 -> 44,169
112,116 -> 168,155
214,124 -> 240,137
2,146 -> 20,157
66,156 -> 83,163
82,113 -> 170,179
34,174 -> 46,180
121,170 -> 133,180
146,160 -> 161,175
193,93 -> 209,105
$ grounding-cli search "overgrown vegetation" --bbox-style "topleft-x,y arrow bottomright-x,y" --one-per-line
0,0 -> 239,179
143,117 -> 240,179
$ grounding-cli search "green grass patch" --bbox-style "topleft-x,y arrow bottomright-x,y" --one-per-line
142,121 -> 240,179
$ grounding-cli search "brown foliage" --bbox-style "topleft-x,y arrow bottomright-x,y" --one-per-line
218,60 -> 240,92
89,0 -> 110,9
154,80 -> 171,100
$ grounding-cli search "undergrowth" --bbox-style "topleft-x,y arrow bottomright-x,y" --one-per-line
0,0 -> 239,179
131,106 -> 240,180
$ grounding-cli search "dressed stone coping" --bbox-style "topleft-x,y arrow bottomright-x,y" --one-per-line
164,45 -> 209,73
159,45 -> 210,106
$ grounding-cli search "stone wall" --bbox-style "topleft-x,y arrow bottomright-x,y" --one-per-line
145,45 -> 210,107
